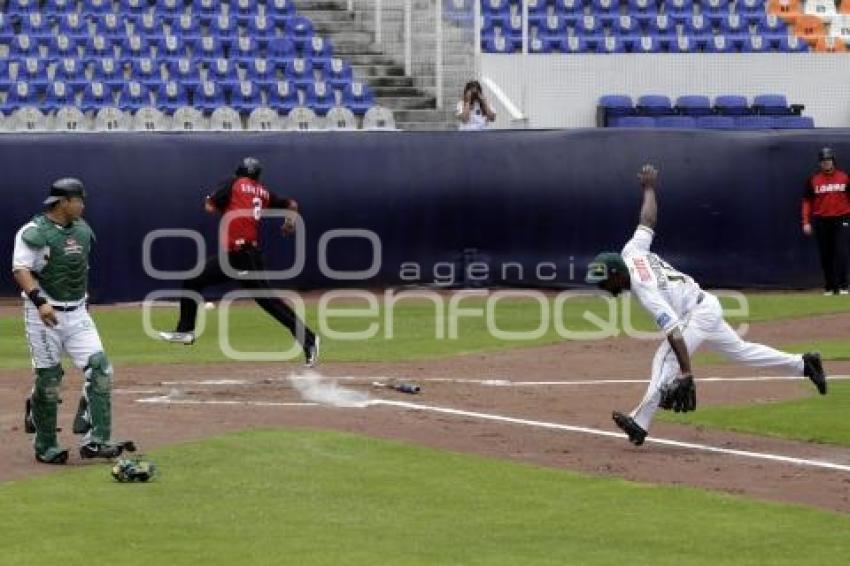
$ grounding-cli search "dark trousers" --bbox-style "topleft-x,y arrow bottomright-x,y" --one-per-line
175,247 -> 315,347
813,216 -> 850,292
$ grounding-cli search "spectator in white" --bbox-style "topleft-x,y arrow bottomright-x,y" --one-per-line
456,80 -> 496,130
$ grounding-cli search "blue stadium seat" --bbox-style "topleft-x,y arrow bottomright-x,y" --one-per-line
683,15 -> 711,37
81,81 -> 114,113
343,82 -> 375,116
656,116 -> 697,128
10,34 -> 40,59
155,80 -> 190,113
290,16 -> 316,51
306,81 -> 335,116
267,80 -> 299,114
483,32 -> 519,53
734,115 -> 774,129
83,34 -> 115,61
91,58 -> 125,92
325,58 -> 353,91
615,15 -> 639,36
154,35 -> 187,62
629,0 -> 658,26
44,81 -> 79,112
555,0 -> 583,16
753,94 -> 794,115
193,0 -> 220,26
620,35 -> 641,52
118,80 -> 151,111
561,35 -> 589,54
156,0 -> 185,24
195,36 -> 224,62
598,95 -> 634,125
121,0 -> 150,16
165,58 -> 201,94
0,14 -> 13,45
305,37 -> 334,71
718,13 -> 746,36
742,34 -> 771,52
773,116 -> 814,129
778,34 -> 809,52
231,81 -> 262,114
244,58 -> 276,91
20,12 -> 51,42
637,94 -> 674,116
233,0 -> 259,26
0,60 -> 12,93
44,0 -> 77,17
232,36 -> 259,65
611,116 -> 655,128
195,80 -> 226,114
267,0 -> 297,29
131,57 -> 163,91
6,0 -> 39,20
675,95 -> 712,116
84,0 -> 114,16
740,0 -> 769,25
206,58 -> 240,94
48,34 -> 79,61
704,35 -> 735,53
670,35 -> 696,53
210,14 -> 237,49
714,95 -> 750,116
93,14 -> 126,42
121,34 -> 154,62
529,36 -> 552,54
3,81 -> 36,113
598,36 -> 626,54
248,15 -> 276,47
702,0 -> 731,27
54,57 -> 89,92
758,14 -> 787,35
667,0 -> 694,26
592,0 -> 619,28
16,57 -> 49,93
267,36 -> 297,66
576,15 -> 600,37
696,116 -> 735,129
632,35 -> 662,53
56,13 -> 89,46
284,57 -> 316,91
648,14 -> 675,36
129,13 -> 165,41
172,13 -> 202,42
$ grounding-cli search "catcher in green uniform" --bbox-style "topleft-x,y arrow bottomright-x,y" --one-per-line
12,178 -> 136,464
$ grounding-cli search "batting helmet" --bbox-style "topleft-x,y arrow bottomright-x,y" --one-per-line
44,177 -> 86,205
818,147 -> 836,163
235,157 -> 262,180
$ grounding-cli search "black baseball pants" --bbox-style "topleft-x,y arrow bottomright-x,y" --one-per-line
813,216 -> 850,293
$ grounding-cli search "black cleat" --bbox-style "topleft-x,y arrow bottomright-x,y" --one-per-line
80,440 -> 137,460
304,336 -> 321,368
612,411 -> 647,446
36,447 -> 69,465
803,352 -> 827,395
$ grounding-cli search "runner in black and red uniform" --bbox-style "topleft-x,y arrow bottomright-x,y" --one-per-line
802,147 -> 850,296
158,157 -> 320,366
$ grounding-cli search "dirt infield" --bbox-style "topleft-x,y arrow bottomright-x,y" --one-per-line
2,313 -> 849,513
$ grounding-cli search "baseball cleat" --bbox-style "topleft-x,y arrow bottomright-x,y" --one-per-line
612,411 -> 647,446
158,331 -> 196,345
304,336 -> 321,367
36,447 -> 69,465
80,440 -> 137,460
802,352 -> 827,395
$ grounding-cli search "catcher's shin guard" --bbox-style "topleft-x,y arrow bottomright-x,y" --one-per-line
82,352 -> 112,443
72,396 -> 90,434
31,365 -> 65,457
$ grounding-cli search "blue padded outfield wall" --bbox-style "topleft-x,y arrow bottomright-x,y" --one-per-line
0,129 -> 844,303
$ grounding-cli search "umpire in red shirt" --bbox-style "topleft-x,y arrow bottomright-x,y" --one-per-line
802,147 -> 850,295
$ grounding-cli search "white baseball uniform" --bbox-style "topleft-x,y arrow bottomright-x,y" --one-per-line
622,225 -> 805,430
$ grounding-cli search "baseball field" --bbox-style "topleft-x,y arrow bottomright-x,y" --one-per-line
0,291 -> 849,564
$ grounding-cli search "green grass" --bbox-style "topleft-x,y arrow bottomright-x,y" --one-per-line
695,339 -> 850,366
0,292 -> 847,368
0,429 -> 848,565
660,381 -> 850,446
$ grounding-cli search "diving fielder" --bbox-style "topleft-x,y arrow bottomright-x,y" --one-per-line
585,164 -> 828,446
13,178 -> 134,464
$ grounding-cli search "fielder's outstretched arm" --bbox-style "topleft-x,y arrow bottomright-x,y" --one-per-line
666,328 -> 692,377
637,164 -> 658,231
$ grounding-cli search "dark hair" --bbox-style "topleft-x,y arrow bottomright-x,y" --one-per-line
463,80 -> 482,97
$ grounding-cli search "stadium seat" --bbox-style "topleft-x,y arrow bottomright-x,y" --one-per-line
129,13 -> 164,40
206,58 -> 240,94
16,57 -> 49,93
714,95 -> 750,116
696,116 -> 736,129
675,95 -> 712,116
172,13 -> 202,43
306,37 -> 334,71
597,95 -> 634,126
611,116 -> 655,127
778,34 -> 810,52
592,0 -> 619,28
210,14 -> 237,49
533,14 -> 566,38
195,80 -> 226,114
48,34 -> 79,61
51,106 -> 89,131
209,106 -> 242,131
247,107 -> 282,131
5,0 -> 37,19
324,106 -> 357,130
306,81 -> 335,116
91,58 -> 124,92
267,37 -> 297,67
670,35 -> 696,53
773,115 -> 815,128
44,0 -> 77,17
284,106 -> 321,131
94,107 -> 132,131
704,35 -> 736,53
719,14 -> 746,36
83,0 -> 113,16
231,81 -> 262,115
684,15 -> 712,37
814,36 -> 848,52
598,36 -> 626,54
529,37 -> 552,54
637,95 -> 674,116
10,35 -> 40,59
576,15 -> 600,37
171,106 -> 208,130
132,106 -> 171,131
156,80 -> 190,113
343,82 -> 375,116
267,0 -> 296,28
285,57 -> 316,91
647,14 -> 675,36
229,37 -> 257,66
93,14 -> 126,42
656,116 -> 697,128
155,35 -> 187,62
752,94 -> 795,115
483,33 -> 518,53
20,12 -> 51,42
735,115 -> 775,129
667,0 -> 695,25
165,58 -> 202,94
248,15 -> 275,47
740,0 -> 768,24
325,58 -> 354,91
56,13 -> 89,47
121,35 -> 153,61
267,80 -> 300,114
54,58 -> 88,92
193,0 -> 220,26
81,81 -> 115,113
742,34 -> 771,52
245,58 -> 276,91
363,105 -> 396,130
290,17 -> 316,51
195,36 -> 224,63
83,34 -> 115,61
121,0 -> 150,16
43,81 -> 77,113
233,0 -> 259,26
633,35 -> 662,53
118,81 -> 152,112
131,57 -> 163,91
0,60 -> 12,93
0,14 -> 14,45
156,0 -> 184,25
615,15 -> 639,36
11,106 -> 48,131
629,0 -> 658,26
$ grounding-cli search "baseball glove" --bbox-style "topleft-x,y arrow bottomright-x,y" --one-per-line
111,457 -> 156,483
659,375 -> 696,413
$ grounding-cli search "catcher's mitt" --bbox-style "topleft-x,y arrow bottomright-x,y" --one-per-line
111,457 -> 156,483
659,375 -> 696,413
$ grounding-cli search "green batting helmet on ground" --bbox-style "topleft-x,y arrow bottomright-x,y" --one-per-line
585,252 -> 629,284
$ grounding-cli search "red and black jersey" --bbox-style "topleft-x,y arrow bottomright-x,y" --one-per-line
802,168 -> 850,225
208,176 -> 293,251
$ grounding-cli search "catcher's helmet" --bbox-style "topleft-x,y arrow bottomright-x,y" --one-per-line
44,177 -> 86,205
818,147 -> 836,162
235,156 -> 262,180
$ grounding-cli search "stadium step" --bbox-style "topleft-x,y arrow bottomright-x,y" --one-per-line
375,96 -> 437,110
371,86 -> 423,97
351,64 -> 406,77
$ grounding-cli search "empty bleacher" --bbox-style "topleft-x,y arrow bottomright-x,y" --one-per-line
0,0 -> 398,131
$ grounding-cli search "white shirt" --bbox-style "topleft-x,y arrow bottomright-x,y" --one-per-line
621,226 -> 703,334
12,221 -> 48,273
456,100 -> 488,131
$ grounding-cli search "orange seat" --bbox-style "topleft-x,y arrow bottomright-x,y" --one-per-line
794,15 -> 827,42
841,1 -> 850,14
815,36 -> 848,52
768,0 -> 803,24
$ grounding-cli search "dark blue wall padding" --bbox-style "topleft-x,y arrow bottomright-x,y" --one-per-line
0,129 -> 843,303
